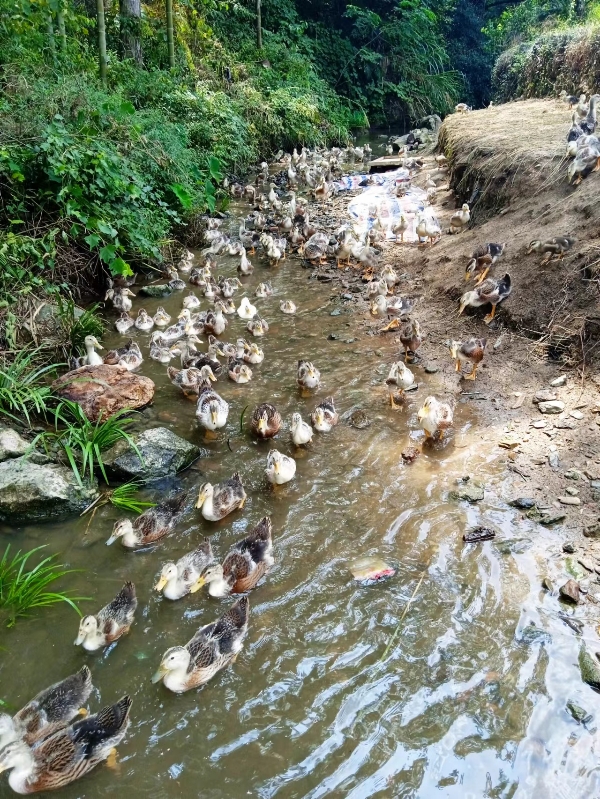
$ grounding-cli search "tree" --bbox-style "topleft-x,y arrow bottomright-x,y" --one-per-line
256,0 -> 262,48
96,0 -> 107,85
166,0 -> 174,67
120,0 -> 142,64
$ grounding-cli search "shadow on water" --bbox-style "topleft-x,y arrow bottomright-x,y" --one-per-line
1,138 -> 600,798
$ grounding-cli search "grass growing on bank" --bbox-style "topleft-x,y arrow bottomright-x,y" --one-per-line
0,545 -> 85,628
0,349 -> 58,425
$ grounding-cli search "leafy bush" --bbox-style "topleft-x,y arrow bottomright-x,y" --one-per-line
0,545 -> 85,628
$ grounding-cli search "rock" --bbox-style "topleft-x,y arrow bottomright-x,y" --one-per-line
565,558 -> 586,581
495,538 -> 533,554
21,301 -> 84,344
538,400 -> 565,414
529,509 -> 566,525
559,579 -> 581,604
0,426 -> 29,461
570,410 -> 584,420
401,446 -> 420,463
518,625 -> 552,645
327,333 -> 338,341
578,557 -> 595,573
424,364 -> 439,374
550,375 -> 567,387
567,701 -> 593,724
584,523 -> 600,538
560,613 -> 584,634
533,390 -> 557,404
559,496 -> 581,505
349,556 -> 396,585
329,309 -> 342,317
579,644 -> 600,690
556,420 -> 575,429
341,293 -> 353,301
450,477 -> 484,503
0,456 -> 98,524
564,469 -> 585,480
548,452 -> 560,469
509,497 -> 536,509
51,365 -> 155,422
102,427 -> 202,481
563,542 -> 576,554
138,284 -> 173,298
565,487 -> 579,496
463,526 -> 495,543
542,577 -> 554,591
347,410 -> 372,430
374,349 -> 383,357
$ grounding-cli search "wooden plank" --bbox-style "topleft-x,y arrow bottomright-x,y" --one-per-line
369,155 -> 403,172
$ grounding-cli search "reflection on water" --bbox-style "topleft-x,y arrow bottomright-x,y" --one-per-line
1,166 -> 599,798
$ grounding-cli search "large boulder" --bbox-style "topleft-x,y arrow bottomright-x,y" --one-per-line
0,426 -> 30,461
0,456 -> 99,524
51,364 -> 154,421
102,427 -> 203,481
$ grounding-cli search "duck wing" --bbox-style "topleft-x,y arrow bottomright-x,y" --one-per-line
236,517 -> 273,562
68,695 -> 132,758
97,582 -> 137,629
178,540 -> 214,579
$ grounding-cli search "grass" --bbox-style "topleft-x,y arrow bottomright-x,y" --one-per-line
0,545 -> 86,628
0,349 -> 59,426
55,298 -> 105,359
109,481 -> 156,513
38,400 -> 142,487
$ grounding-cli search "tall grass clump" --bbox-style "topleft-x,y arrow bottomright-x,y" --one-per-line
0,349 -> 58,425
0,545 -> 85,627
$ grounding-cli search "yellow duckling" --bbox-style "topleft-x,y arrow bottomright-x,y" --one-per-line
265,450 -> 296,485
386,361 -> 415,407
290,412 -> 313,446
417,396 -> 454,440
297,359 -> 320,390
237,296 -> 257,320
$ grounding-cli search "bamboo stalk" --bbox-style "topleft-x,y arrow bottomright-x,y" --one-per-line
256,0 -> 262,49
57,0 -> 67,51
96,0 -> 107,86
166,0 -> 175,68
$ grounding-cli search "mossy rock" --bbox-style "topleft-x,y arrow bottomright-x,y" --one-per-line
138,284 -> 173,298
578,644 -> 600,691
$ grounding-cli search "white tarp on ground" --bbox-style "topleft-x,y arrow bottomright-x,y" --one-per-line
343,169 -> 439,243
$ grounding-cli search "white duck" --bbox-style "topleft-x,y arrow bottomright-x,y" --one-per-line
238,248 -> 254,275
237,297 -> 258,320
81,336 -> 103,366
135,309 -> 154,331
280,300 -> 297,315
265,450 -> 296,485
153,307 -> 171,327
290,413 -> 313,446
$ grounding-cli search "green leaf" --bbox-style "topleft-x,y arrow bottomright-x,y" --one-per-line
96,220 -> 117,237
84,234 -> 101,249
170,183 -> 192,210
110,258 -> 133,277
119,101 -> 136,115
208,155 -> 223,182
99,244 -> 117,263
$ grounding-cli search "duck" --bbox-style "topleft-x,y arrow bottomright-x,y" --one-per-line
237,296 -> 257,320
290,412 -> 313,446
238,248 -> 254,275
370,295 -> 412,320
228,358 -> 253,383
568,144 -> 600,184
280,300 -> 297,314
192,518 -> 273,598
221,298 -> 236,315
151,597 -> 249,693
251,403 -> 282,438
153,306 -> 171,327
178,248 -> 194,271
526,237 -> 575,263
167,268 -> 186,291
80,335 -> 103,367
459,274 -> 512,324
386,361 -> 415,408
244,342 -> 265,364
465,243 -> 506,284
580,94 -> 600,135
105,287 -> 135,312
415,212 -> 441,246
455,103 -> 471,114
449,338 -> 487,380
297,359 -> 320,390
399,318 -> 422,361
74,582 -> 137,651
115,311 -> 135,335
255,282 -> 273,298
202,279 -> 220,302
239,224 -> 258,254
449,203 -> 470,234
106,492 -> 188,548
196,386 -> 229,431
183,292 -> 201,310
265,450 -> 296,485
311,397 -> 339,432
0,696 -> 132,794
417,396 -> 454,440
133,309 -> 153,332
381,264 -> 398,289
154,540 -> 215,601
220,277 -> 243,298
204,303 -> 228,336
392,214 -> 409,243
247,317 -> 268,337
150,340 -> 175,363
0,666 -> 93,749
167,364 -> 217,396
104,339 -> 143,370
196,473 -> 246,521
300,232 -> 329,264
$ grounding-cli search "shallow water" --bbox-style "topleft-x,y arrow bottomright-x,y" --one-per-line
2,160 -> 600,798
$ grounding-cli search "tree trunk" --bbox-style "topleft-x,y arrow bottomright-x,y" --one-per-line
57,0 -> 67,51
120,0 -> 142,64
45,9 -> 57,64
166,0 -> 175,68
256,0 -> 262,49
96,0 -> 107,86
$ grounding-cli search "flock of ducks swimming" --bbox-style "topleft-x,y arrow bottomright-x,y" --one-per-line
0,110 -> 583,792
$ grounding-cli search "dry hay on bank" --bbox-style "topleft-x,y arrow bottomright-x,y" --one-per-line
438,100 -> 567,217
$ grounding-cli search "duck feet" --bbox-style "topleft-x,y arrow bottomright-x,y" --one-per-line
106,749 -> 119,771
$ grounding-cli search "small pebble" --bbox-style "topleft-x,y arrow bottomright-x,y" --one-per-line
559,496 -> 581,505
424,365 -> 439,374
549,452 -> 560,468
563,542 -> 576,554
570,410 -> 584,420
550,375 -> 567,387
565,487 -> 579,496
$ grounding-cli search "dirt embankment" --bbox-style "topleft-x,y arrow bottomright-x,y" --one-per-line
323,99 -> 600,565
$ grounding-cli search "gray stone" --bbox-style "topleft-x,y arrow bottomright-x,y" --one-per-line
450,477 -> 484,503
533,390 -> 557,404
0,427 -> 29,461
509,497 -> 536,509
563,542 -> 576,554
584,523 -> 600,538
567,701 -> 593,724
550,375 -> 567,387
565,469 -> 585,480
103,427 -> 202,481
542,577 -> 554,591
138,284 -> 173,298
424,364 -> 439,374
559,496 -> 581,505
549,452 -> 560,469
329,309 -> 342,317
579,644 -> 600,690
565,487 -> 579,496
559,579 -> 580,604
0,457 -> 98,524
538,401 -> 565,414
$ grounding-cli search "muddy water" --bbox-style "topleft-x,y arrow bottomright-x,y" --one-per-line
2,185 -> 600,798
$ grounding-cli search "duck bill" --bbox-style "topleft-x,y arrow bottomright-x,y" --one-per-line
105,532 -> 119,546
189,576 -> 205,594
195,490 -> 206,509
151,665 -> 168,684
257,419 -> 267,435
208,370 -> 217,382
74,631 -> 86,646
458,301 -> 467,316
154,576 -> 167,592
210,410 -> 218,426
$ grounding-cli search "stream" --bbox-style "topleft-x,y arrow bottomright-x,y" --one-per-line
1,134 -> 600,798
